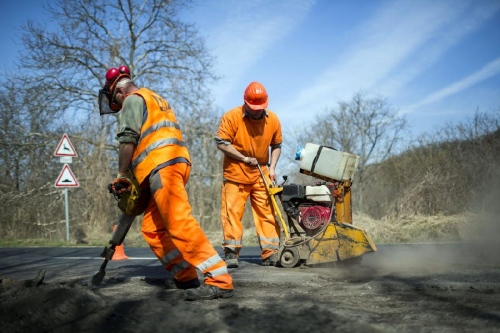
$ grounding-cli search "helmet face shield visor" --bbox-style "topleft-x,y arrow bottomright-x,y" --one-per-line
98,86 -> 120,115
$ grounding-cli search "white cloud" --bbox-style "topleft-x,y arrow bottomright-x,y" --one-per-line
377,2 -> 500,98
204,0 -> 316,105
282,0 -> 500,118
404,57 -> 500,112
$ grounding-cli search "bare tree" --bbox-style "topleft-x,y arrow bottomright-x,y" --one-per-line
293,91 -> 408,211
312,91 -> 407,179
181,107 -> 224,230
0,0 -> 221,243
0,79 -> 84,240
18,0 -> 216,116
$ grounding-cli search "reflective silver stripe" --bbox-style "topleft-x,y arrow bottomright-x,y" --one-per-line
205,265 -> 229,278
159,249 -> 192,275
131,138 -> 186,169
260,236 -> 280,250
259,236 -> 280,244
169,260 -> 191,276
222,239 -> 242,246
261,243 -> 280,250
196,254 -> 223,272
160,248 -> 181,265
141,120 -> 180,139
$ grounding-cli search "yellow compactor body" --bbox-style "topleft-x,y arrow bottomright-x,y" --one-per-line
261,164 -> 377,268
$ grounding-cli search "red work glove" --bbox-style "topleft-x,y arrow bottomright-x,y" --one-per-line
327,182 -> 339,197
112,171 -> 132,195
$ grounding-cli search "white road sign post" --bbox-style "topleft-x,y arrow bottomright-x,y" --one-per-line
54,134 -> 79,242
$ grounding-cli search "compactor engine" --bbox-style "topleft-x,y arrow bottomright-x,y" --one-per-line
281,184 -> 333,236
261,143 -> 377,268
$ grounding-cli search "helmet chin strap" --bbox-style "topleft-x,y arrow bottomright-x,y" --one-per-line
110,78 -> 133,110
112,78 -> 132,99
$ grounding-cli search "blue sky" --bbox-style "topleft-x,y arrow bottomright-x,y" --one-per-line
2,0 -> 500,139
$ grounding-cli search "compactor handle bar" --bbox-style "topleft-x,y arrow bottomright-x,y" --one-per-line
256,164 -> 290,239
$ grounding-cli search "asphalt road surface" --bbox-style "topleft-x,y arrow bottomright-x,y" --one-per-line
1,242 -> 500,333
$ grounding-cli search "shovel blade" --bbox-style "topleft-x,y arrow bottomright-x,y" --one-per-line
91,269 -> 106,287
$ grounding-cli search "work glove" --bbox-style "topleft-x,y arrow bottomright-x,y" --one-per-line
112,171 -> 132,194
327,182 -> 339,198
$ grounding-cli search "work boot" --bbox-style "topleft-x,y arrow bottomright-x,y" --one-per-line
184,284 -> 234,301
165,278 -> 200,290
261,252 -> 279,266
224,249 -> 239,268
175,278 -> 201,290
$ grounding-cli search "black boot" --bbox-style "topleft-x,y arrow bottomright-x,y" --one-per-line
224,248 -> 239,268
165,277 -> 200,290
184,284 -> 234,301
174,278 -> 201,289
261,252 -> 279,266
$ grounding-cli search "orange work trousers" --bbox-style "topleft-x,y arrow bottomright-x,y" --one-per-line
220,169 -> 280,260
141,163 -> 232,290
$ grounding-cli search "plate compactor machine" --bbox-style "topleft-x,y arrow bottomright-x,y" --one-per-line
260,143 -> 377,268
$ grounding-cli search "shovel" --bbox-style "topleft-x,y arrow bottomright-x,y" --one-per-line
91,213 -> 135,287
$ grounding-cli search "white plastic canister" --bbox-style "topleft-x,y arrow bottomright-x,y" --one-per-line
298,143 -> 360,182
305,185 -> 331,202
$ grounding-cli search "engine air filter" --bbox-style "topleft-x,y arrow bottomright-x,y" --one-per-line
299,206 -> 330,231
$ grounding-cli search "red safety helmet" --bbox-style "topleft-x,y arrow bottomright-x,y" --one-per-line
98,65 -> 131,115
104,66 -> 131,86
244,82 -> 268,110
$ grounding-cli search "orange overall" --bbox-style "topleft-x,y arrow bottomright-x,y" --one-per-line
129,88 -> 232,290
217,106 -> 282,260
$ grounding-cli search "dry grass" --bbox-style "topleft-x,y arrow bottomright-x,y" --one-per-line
2,213 -> 495,248
203,228 -> 260,247
353,211 -> 497,243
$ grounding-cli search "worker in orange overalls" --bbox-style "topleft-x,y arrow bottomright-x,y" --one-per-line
215,81 -> 282,268
98,65 -> 233,301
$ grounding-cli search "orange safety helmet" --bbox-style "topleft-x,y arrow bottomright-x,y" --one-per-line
243,81 -> 268,110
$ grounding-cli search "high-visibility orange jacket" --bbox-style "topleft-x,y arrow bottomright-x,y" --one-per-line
119,87 -> 232,290
217,106 -> 282,184
129,88 -> 191,184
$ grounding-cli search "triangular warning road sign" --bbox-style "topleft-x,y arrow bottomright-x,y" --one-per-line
54,133 -> 78,157
55,164 -> 79,187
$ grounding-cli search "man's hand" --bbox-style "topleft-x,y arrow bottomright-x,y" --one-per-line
112,171 -> 132,194
243,156 -> 258,166
269,168 -> 277,183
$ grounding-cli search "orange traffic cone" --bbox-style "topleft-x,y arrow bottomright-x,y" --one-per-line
111,225 -> 129,260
